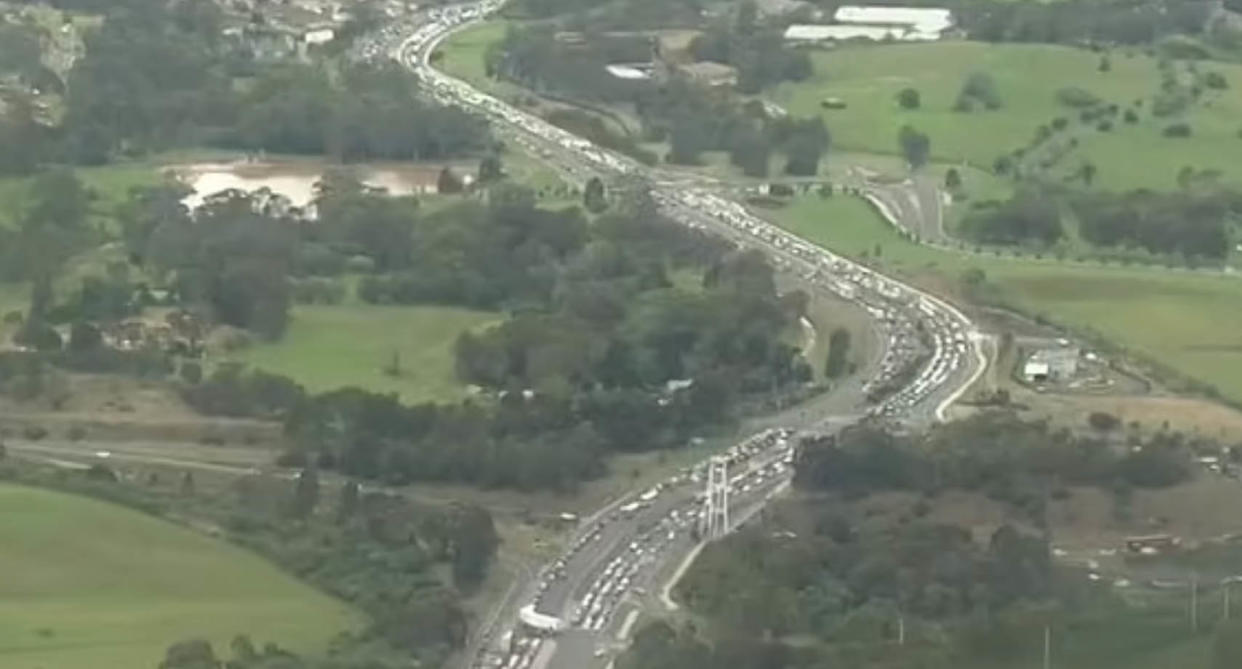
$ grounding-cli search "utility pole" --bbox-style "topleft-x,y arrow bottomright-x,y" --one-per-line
1191,572 -> 1199,633
1043,625 -> 1051,669
701,456 -> 730,540
1225,583 -> 1231,621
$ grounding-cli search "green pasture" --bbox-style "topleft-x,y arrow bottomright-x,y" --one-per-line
227,304 -> 500,403
773,193 -> 1242,403
0,484 -> 356,669
770,42 -> 1242,191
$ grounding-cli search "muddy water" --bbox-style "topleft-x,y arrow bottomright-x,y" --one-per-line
169,160 -> 446,210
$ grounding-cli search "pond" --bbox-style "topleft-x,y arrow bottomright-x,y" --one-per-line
168,159 -> 449,211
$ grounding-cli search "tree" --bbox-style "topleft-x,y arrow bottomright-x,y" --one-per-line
180,361 -> 203,385
338,480 -> 360,523
898,125 -> 931,169
292,467 -> 320,518
896,87 -> 921,110
68,321 -> 103,351
451,504 -> 499,588
1088,411 -> 1120,431
583,176 -> 609,213
1214,619 -> 1242,669
160,639 -> 219,669
945,168 -> 963,191
438,166 -> 464,194
824,328 -> 852,379
477,154 -> 503,183
1081,162 -> 1097,187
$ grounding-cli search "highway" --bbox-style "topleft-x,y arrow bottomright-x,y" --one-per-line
354,5 -> 989,668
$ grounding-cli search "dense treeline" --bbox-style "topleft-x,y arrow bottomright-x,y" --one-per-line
616,411 -> 1227,669
954,0 -> 1214,45
0,457 -> 498,668
1071,187 -> 1241,261
794,412 -> 1195,505
689,0 -> 813,94
959,184 -> 1241,261
173,184 -> 809,491
506,0 -> 704,29
487,7 -> 825,173
3,0 -> 488,171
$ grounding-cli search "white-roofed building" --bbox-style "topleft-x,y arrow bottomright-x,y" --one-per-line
786,6 -> 952,44
784,24 -> 924,43
606,64 -> 653,80
834,5 -> 953,33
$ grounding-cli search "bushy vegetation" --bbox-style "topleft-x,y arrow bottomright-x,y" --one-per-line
794,412 -> 1196,503
0,458 -> 496,669
0,0 -> 489,172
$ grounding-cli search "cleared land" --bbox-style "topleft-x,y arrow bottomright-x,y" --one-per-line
226,304 -> 500,403
771,42 -> 1242,191
772,192 -> 1242,404
0,484 -> 356,669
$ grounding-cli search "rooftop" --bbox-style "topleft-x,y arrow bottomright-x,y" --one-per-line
784,23 -> 936,41
833,5 -> 953,32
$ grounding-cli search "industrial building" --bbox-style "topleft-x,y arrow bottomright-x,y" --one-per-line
784,5 -> 952,44
1022,346 -> 1080,383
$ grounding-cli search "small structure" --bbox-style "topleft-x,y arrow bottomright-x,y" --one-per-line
678,61 -> 739,88
605,63 -> 654,81
1022,346 -> 1079,383
1124,534 -> 1180,554
519,605 -> 565,634
785,5 -> 952,45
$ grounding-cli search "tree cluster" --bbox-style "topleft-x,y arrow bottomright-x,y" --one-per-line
794,412 -> 1196,504
7,0 -> 489,171
1071,187 -> 1241,260
959,0 -> 1214,45
688,0 -> 813,94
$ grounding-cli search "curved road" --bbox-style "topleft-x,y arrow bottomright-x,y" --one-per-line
349,6 -> 991,669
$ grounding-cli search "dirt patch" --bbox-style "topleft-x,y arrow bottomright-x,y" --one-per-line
1014,392 -> 1242,442
0,373 -> 282,445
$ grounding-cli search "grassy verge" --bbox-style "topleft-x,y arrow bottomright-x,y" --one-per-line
770,41 -> 1242,191
225,304 -> 500,403
770,192 -> 1242,405
0,483 -> 356,669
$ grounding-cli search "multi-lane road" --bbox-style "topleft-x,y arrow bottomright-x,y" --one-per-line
349,5 -> 989,668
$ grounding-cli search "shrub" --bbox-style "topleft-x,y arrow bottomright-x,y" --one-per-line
896,87 -> 921,109
1088,411 -> 1121,431
1056,86 -> 1101,108
67,426 -> 86,441
1204,71 -> 1228,90
1123,109 -> 1139,124
1163,122 -> 1192,138
23,426 -> 47,441
1097,120 -> 1113,132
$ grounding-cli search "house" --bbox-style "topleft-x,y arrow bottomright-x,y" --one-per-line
678,61 -> 739,88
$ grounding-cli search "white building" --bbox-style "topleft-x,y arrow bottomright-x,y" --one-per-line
304,27 -> 336,45
834,5 -> 953,34
784,24 -> 931,43
785,5 -> 952,44
605,64 -> 653,80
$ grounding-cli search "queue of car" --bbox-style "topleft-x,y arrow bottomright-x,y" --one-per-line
350,4 -> 982,667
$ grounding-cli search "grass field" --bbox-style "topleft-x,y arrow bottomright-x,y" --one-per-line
437,20 -> 506,89
0,484 -> 356,669
770,42 -> 1242,191
227,304 -> 500,403
772,193 -> 1242,404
